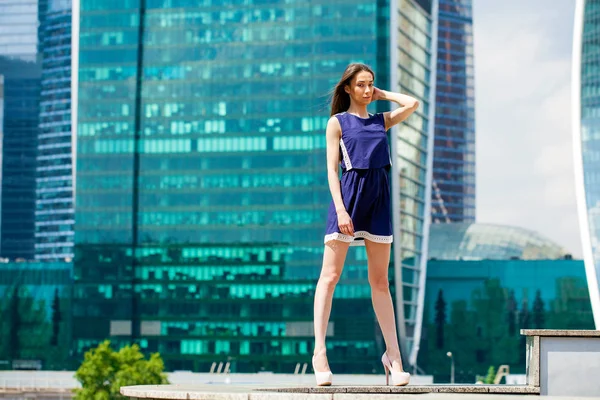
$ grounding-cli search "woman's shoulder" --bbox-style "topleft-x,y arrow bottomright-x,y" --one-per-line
329,113 -> 346,125
326,115 -> 342,132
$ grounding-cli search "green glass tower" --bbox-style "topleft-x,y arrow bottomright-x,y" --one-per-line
73,0 -> 437,373
0,261 -> 73,370
419,258 -> 594,382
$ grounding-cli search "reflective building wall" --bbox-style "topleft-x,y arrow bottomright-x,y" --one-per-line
0,65 -> 40,260
0,75 -> 3,207
0,0 -> 43,260
0,0 -> 42,63
73,0 -> 436,372
419,259 -> 594,381
430,0 -> 475,223
35,0 -> 73,261
573,0 -> 600,328
390,0 -> 438,365
0,261 -> 73,369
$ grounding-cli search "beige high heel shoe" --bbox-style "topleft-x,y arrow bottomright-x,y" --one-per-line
381,352 -> 410,386
312,350 -> 333,386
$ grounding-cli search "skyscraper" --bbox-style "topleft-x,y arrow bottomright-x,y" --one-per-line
430,0 -> 475,223
0,75 -> 3,198
35,0 -> 74,261
0,0 -> 44,260
73,0 -> 438,372
572,0 -> 600,329
391,0 -> 438,367
0,0 -> 42,63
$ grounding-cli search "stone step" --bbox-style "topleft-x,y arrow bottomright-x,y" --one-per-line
522,329 -> 600,397
120,384 -> 540,399
261,384 -> 540,394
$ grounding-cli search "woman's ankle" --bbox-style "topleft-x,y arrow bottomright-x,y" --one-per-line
386,348 -> 401,362
313,346 -> 327,356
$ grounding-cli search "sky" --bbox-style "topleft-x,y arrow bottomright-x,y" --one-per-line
472,0 -> 581,256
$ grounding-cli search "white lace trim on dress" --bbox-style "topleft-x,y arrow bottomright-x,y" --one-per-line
339,138 -> 353,170
324,231 -> 393,246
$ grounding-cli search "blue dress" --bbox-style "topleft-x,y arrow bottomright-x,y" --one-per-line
324,112 -> 393,246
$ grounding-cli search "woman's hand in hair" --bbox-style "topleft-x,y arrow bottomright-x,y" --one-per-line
378,90 -> 420,130
372,87 -> 385,101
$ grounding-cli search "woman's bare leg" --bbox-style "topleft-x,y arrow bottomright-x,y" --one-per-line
365,240 -> 405,372
313,240 -> 350,371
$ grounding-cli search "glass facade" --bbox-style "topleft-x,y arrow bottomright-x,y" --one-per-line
428,222 -> 568,261
74,0 -> 436,372
418,259 -> 594,382
0,261 -> 73,370
0,0 -> 43,260
430,0 -> 475,223
573,0 -> 600,328
35,0 -> 73,261
0,0 -> 41,63
0,75 -> 3,203
0,61 -> 41,261
390,0 -> 437,365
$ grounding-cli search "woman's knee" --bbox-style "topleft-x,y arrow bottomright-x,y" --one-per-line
368,273 -> 390,292
319,270 -> 341,290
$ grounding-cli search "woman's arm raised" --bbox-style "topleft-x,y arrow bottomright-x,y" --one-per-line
373,88 -> 420,130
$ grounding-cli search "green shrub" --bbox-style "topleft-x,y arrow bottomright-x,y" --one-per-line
74,340 -> 168,400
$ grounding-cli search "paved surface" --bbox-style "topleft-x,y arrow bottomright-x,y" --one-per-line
0,389 -> 72,400
0,371 -> 436,389
120,384 -> 600,399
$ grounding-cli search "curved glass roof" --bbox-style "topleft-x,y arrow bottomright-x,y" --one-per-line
428,223 -> 568,260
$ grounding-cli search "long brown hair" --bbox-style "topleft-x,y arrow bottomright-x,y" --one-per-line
330,63 -> 375,116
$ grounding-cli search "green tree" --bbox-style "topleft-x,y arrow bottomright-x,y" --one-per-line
498,289 -> 520,371
532,290 -> 545,329
476,365 -> 497,384
0,284 -> 53,363
518,296 -> 530,365
51,288 -> 61,346
506,290 -> 517,336
74,340 -> 168,400
435,289 -> 446,349
447,300 -> 476,381
471,279 -> 506,367
15,291 -> 52,361
8,285 -> 20,361
548,277 -> 594,330
484,365 -> 496,384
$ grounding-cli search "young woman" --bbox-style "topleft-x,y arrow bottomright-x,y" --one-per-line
312,63 -> 419,386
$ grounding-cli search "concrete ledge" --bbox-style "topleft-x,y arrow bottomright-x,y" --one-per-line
260,385 -> 539,394
521,329 -> 600,397
521,329 -> 600,337
120,384 -> 540,399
